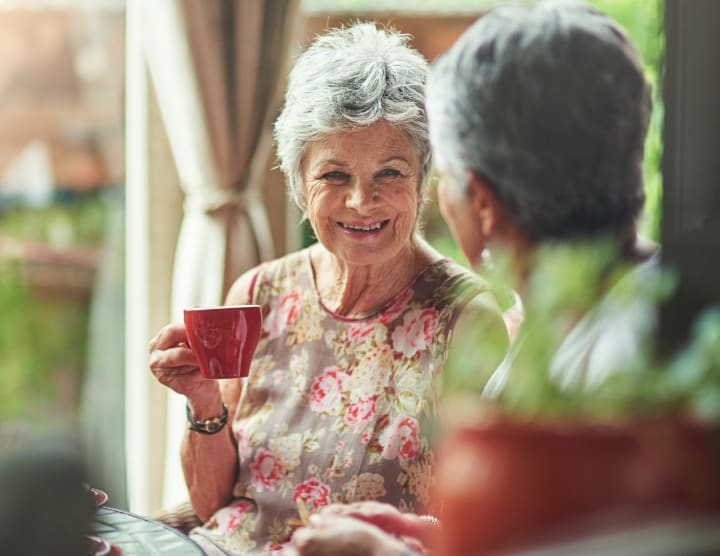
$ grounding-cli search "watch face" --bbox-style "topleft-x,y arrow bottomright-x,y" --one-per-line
204,418 -> 222,433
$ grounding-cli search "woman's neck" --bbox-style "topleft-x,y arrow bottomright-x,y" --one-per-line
310,237 -> 438,317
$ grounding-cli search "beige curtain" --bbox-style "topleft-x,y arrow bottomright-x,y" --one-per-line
141,0 -> 301,507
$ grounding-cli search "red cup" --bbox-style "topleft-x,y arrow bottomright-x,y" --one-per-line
184,305 -> 262,379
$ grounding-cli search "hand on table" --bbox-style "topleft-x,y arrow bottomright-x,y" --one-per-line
288,514 -> 417,556
309,501 -> 417,538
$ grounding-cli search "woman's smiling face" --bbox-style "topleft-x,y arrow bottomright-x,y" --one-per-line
302,120 -> 422,267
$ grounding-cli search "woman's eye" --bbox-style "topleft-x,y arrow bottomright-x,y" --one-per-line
321,171 -> 349,182
377,168 -> 402,179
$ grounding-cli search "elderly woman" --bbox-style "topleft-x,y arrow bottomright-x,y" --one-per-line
148,22 -> 506,556
290,2 -> 657,555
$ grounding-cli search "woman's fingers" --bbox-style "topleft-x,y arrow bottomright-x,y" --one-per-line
291,515 -> 408,556
148,321 -> 189,353
148,322 -> 205,396
292,517 -> 371,556
316,500 -> 384,517
149,344 -> 197,373
152,365 -> 199,380
314,501 -> 407,535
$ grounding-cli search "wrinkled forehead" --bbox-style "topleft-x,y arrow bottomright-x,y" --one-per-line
302,122 -> 421,172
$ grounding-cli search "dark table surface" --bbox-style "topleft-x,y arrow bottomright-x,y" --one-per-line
91,506 -> 205,555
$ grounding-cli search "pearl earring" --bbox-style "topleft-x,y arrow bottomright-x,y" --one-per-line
481,248 -> 494,271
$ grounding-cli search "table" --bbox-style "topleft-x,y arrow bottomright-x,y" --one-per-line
91,506 -> 205,555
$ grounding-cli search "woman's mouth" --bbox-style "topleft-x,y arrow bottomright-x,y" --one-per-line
337,220 -> 389,234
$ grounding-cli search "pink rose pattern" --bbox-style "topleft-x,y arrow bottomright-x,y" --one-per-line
391,307 -> 440,357
344,396 -> 377,426
347,320 -> 377,344
206,499 -> 254,535
309,366 -> 348,413
264,288 -> 303,339
197,251 -> 485,555
379,287 -> 414,324
292,477 -> 331,510
379,414 -> 421,461
250,448 -> 284,492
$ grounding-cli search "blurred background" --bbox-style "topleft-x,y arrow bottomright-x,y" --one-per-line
0,0 -> 665,514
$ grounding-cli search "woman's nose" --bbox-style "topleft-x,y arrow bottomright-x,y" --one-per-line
345,179 -> 378,210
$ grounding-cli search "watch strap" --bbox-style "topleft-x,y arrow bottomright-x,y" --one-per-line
186,402 -> 228,435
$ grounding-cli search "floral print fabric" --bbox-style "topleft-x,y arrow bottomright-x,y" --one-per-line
191,249 -> 486,554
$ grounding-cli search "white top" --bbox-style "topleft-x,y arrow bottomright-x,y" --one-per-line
483,252 -> 661,398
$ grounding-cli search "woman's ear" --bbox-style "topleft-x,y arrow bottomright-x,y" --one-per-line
467,172 -> 504,238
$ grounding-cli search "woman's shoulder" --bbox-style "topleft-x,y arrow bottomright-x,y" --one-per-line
255,248 -> 310,279
415,257 -> 493,307
226,248 -> 312,305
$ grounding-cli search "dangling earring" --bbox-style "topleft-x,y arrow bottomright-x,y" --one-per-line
480,247 -> 494,271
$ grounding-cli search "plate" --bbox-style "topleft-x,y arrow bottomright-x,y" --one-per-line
90,487 -> 109,508
87,535 -> 112,556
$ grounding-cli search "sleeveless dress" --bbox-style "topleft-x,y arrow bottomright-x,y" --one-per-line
190,248 -> 488,555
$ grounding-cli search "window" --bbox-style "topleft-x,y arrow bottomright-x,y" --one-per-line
0,0 -> 127,506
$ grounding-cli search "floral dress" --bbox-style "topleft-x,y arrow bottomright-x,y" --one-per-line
190,248 -> 488,554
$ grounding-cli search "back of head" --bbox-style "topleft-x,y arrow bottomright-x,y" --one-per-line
275,22 -> 431,210
427,0 -> 652,242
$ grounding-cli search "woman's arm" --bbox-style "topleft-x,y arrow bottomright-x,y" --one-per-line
444,290 -> 510,397
180,379 -> 240,522
149,268 -> 258,522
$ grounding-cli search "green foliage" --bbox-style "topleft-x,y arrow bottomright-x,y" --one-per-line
0,260 -> 90,420
445,240 -> 720,423
588,0 -> 665,240
0,196 -> 108,248
664,310 -> 720,420
0,195 -> 108,421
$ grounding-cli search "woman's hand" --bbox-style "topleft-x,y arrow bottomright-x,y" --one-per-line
309,501 -> 418,539
148,322 -> 219,406
289,515 -> 415,556
150,321 -> 237,522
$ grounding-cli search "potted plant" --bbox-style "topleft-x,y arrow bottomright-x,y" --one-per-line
433,243 -> 720,555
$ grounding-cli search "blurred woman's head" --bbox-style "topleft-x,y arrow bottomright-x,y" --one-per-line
426,1 -> 652,266
275,23 -> 431,213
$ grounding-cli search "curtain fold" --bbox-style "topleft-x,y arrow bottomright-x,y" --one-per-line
140,0 -> 300,508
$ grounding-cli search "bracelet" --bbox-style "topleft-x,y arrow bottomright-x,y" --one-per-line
186,402 -> 228,434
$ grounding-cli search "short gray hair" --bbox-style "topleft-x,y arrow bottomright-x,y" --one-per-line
274,22 -> 431,210
427,0 -> 652,241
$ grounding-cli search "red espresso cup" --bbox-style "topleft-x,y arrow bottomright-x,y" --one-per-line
184,305 -> 262,379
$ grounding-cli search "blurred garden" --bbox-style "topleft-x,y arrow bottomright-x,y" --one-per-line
0,194 -> 114,423
0,3 -> 124,428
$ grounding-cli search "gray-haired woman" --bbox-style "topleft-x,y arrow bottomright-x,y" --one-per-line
148,22 -> 506,555
428,0 -> 657,396
290,2 -> 659,555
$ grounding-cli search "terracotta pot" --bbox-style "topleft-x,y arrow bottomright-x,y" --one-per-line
433,417 -> 720,556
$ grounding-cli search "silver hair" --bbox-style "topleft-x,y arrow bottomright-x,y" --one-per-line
274,22 -> 431,211
426,0 -> 652,241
